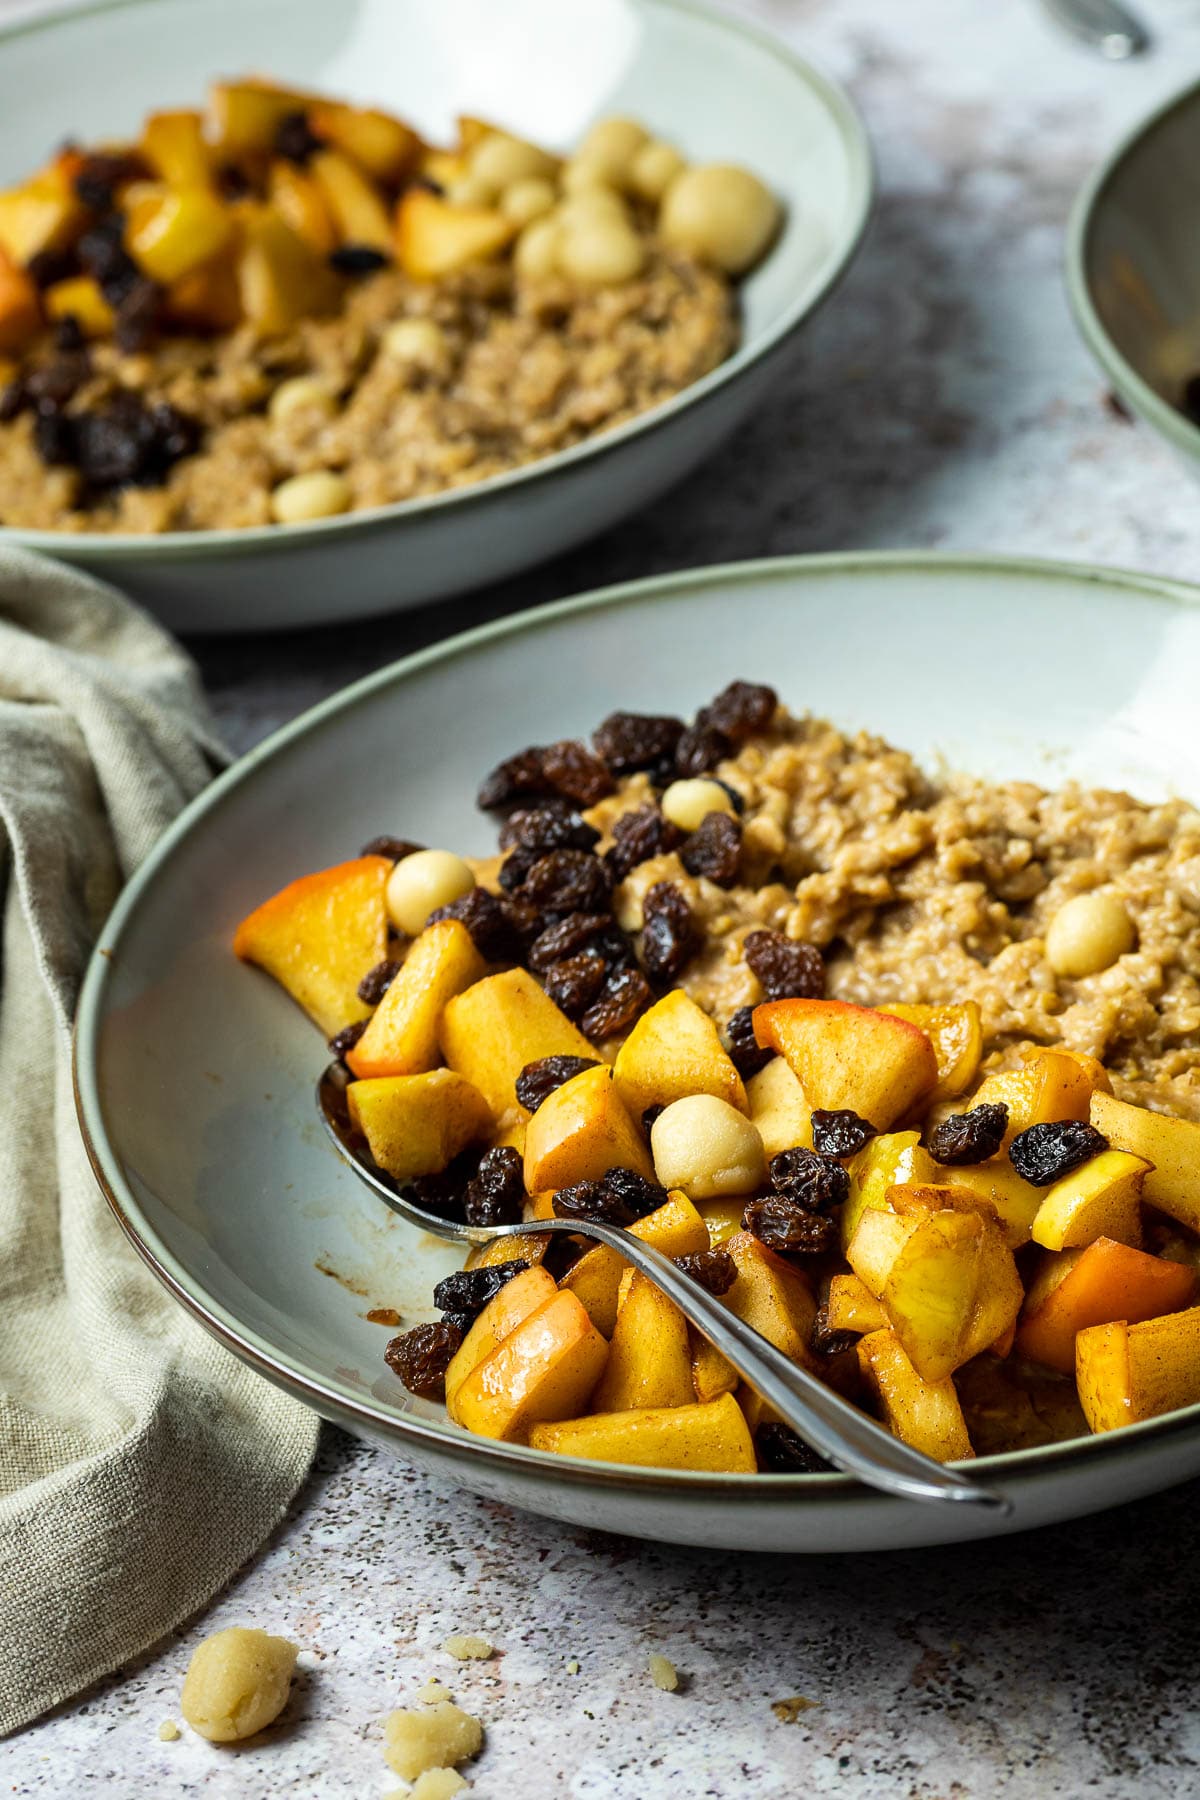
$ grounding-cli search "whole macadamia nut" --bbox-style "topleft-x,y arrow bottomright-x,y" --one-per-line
386,850 -> 476,936
1045,892 -> 1136,978
179,1627 -> 298,1743
651,1094 -> 766,1199
659,163 -> 781,273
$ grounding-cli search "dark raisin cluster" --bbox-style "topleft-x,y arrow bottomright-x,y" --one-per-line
743,929 -> 825,1002
755,1423 -> 832,1474
927,1103 -> 1009,1166
674,1247 -> 737,1296
810,1109 -> 877,1159
1008,1119 -> 1108,1186
552,1167 -> 667,1226
385,1321 -> 463,1401
515,1054 -> 601,1114
725,1006 -> 774,1078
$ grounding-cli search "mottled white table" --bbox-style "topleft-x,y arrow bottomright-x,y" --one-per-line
15,1 -> 1200,1794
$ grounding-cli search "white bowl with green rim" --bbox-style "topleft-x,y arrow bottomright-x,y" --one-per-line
0,0 -> 872,635
74,550 -> 1200,1553
1068,74 -> 1200,466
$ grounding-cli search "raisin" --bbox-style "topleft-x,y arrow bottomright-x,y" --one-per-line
440,1310 -> 475,1337
515,1054 -> 600,1113
462,1146 -> 525,1228
0,379 -> 26,422
407,1153 -> 480,1222
328,1019 -> 367,1065
1009,1119 -> 1108,1187
113,276 -> 164,354
274,109 -> 325,163
768,1147 -> 850,1213
601,1167 -> 667,1220
642,1103 -> 666,1133
674,1247 -> 737,1295
498,845 -> 540,891
680,811 -> 742,887
580,965 -> 653,1041
522,849 -> 612,914
640,881 -> 700,980
33,409 -> 76,466
528,912 -> 630,974
73,150 -> 146,210
217,163 -> 255,201
357,958 -> 402,1005
360,835 -> 424,862
78,214 -> 137,295
725,1006 -> 773,1079
385,1321 -> 464,1401
593,711 -> 685,774
674,720 -> 729,777
427,885 -> 521,961
810,1304 -> 859,1357
810,1109 -> 878,1159
705,680 -> 778,742
756,1423 -> 832,1474
1182,374 -> 1200,426
499,801 -> 599,855
330,243 -> 391,274
928,1102 -> 1009,1166
433,1259 -> 531,1321
63,391 -> 201,491
743,928 -> 825,1002
477,740 -> 614,811
743,1195 -> 838,1257
28,247 -> 79,290
53,313 -> 86,353
552,1181 -> 632,1226
477,747 -> 545,810
26,352 -> 88,408
605,805 -> 684,882
545,951 -> 608,1019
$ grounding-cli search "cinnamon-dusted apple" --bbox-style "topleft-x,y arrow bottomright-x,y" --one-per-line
753,999 -> 937,1131
347,920 -> 486,1079
448,1290 -> 607,1441
347,1068 -> 493,1181
233,854 -> 390,1035
523,1063 -> 654,1192
395,189 -> 515,280
529,1391 -> 756,1472
440,968 -> 594,1122
613,988 -> 746,1118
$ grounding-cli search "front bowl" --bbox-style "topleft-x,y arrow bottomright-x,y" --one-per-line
75,551 -> 1200,1552
0,0 -> 871,633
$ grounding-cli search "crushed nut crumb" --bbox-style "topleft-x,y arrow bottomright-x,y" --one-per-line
441,1634 -> 494,1661
771,1695 -> 820,1723
648,1654 -> 679,1692
417,1680 -> 453,1705
383,1700 -> 483,1781
410,1772 -> 469,1800
566,1660 -> 580,1675
157,1718 -> 180,1742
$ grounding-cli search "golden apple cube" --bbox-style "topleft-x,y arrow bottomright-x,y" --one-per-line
235,203 -> 340,334
856,1329 -> 974,1462
443,1264 -> 557,1407
845,1207 -> 921,1298
591,1270 -> 694,1412
938,1156 -> 1044,1248
696,1195 -> 747,1245
0,254 -> 41,351
395,188 -> 515,280
308,101 -> 420,183
825,1272 -> 887,1334
44,275 -> 114,337
141,109 -> 212,187
841,1130 -> 937,1250
463,1229 -> 550,1273
752,998 -> 937,1131
439,967 -> 595,1122
126,185 -> 235,285
1090,1090 -> 1200,1232
523,1062 -> 654,1193
449,1290 -> 608,1441
878,1000 -> 982,1100
310,149 -> 392,250
613,988 -> 746,1118
347,920 -> 486,1079
347,1068 -> 493,1181
722,1230 -> 818,1367
208,80 -> 312,155
690,1326 -> 739,1403
971,1047 -> 1095,1140
268,159 -> 337,254
1076,1305 -> 1200,1433
529,1390 -> 756,1473
0,172 -> 85,266
561,1192 -> 709,1335
745,1055 -> 813,1159
1030,1148 -> 1148,1252
232,854 -> 390,1035
880,1208 -> 1022,1383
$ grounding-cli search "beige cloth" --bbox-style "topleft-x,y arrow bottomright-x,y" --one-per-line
0,547 -> 319,1736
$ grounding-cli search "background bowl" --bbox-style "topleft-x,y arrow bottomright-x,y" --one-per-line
0,0 -> 871,634
75,551 -> 1200,1553
1068,75 -> 1200,471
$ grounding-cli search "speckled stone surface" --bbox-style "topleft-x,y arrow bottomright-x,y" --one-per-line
12,0 -> 1200,1794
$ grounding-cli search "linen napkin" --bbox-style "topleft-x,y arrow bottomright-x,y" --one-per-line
0,546 -> 319,1736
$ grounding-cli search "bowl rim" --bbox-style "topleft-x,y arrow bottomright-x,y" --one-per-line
0,0 -> 873,564
73,548 -> 1200,1504
1066,71 -> 1200,461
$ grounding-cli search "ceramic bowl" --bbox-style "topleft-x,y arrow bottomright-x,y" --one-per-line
1068,75 -> 1200,468
74,551 -> 1200,1553
0,0 -> 871,635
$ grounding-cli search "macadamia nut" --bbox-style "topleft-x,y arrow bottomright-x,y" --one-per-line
578,116 -> 649,185
630,138 -> 686,202
179,1627 -> 298,1743
270,469 -> 351,524
386,850 -> 475,936
1045,892 -> 1135,978
660,163 -> 781,273
557,218 -> 645,286
268,375 -> 336,425
383,1700 -> 483,1781
661,778 -> 736,832
381,317 -> 451,374
470,130 -> 556,192
651,1094 -> 766,1199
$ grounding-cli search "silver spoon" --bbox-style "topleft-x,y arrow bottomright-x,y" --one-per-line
318,1067 -> 1010,1512
1040,0 -> 1150,58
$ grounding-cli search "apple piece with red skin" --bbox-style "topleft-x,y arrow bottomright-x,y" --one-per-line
752,999 -> 937,1131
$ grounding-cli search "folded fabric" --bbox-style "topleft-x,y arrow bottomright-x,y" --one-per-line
0,547 -> 319,1736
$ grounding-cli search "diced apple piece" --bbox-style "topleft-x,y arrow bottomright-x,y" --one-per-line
166,257 -> 242,332
268,159 -> 337,254
0,172 -> 85,267
561,1192 -> 709,1335
1030,1148 -> 1148,1252
1076,1305 -> 1200,1433
881,1208 -> 1022,1382
722,1230 -> 818,1367
1090,1090 -> 1200,1232
939,1157 -> 1043,1248
879,1001 -> 982,1101
308,101 -> 420,183
842,1129 -> 936,1249
613,989 -> 746,1118
440,968 -> 595,1122
690,1327 -> 739,1403
208,80 -> 313,155
463,1229 -> 549,1272
745,1056 -> 812,1159
529,1391 -> 756,1473
141,109 -> 212,187
826,1272 -> 887,1334
753,999 -> 937,1131
444,1264 -> 557,1406
449,1290 -> 607,1441
347,1068 -> 492,1181
419,147 -> 470,189
233,854 -> 390,1034
126,185 -> 236,284
523,1063 -> 654,1192
1017,1237 -> 1198,1375
395,188 -> 515,280
591,1270 -> 694,1412
696,1196 -> 746,1245
845,1207 -> 921,1298
856,1330 -> 974,1463
971,1047 -> 1094,1140
0,253 -> 40,351
347,920 -> 486,1078
888,1181 -> 1003,1226
310,149 -> 392,250
235,203 -> 340,334
43,274 -> 114,337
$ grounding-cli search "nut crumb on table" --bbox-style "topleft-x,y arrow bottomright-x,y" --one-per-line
441,1633 -> 495,1661
648,1653 -> 679,1692
383,1699 -> 484,1782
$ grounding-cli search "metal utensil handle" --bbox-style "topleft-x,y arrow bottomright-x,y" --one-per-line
1040,0 -> 1149,57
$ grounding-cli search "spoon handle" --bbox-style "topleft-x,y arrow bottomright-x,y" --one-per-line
499,1218 -> 1009,1511
1039,0 -> 1150,58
